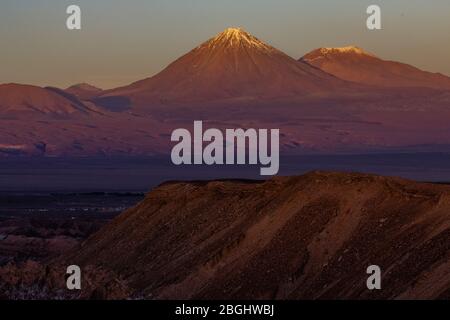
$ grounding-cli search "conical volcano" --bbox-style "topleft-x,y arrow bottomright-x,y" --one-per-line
102,28 -> 348,104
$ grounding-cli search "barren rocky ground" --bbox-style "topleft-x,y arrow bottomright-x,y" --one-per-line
1,171 -> 449,300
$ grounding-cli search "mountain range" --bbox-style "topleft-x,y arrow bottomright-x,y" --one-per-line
1,27 -> 450,156
1,28 -> 449,300
98,28 -> 351,105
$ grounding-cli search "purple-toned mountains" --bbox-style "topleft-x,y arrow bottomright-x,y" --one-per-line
1,28 -> 450,156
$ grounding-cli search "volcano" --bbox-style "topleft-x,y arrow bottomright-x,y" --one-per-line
301,46 -> 450,90
100,28 -> 350,105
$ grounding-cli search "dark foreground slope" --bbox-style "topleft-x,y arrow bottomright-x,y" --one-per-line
59,171 -> 450,300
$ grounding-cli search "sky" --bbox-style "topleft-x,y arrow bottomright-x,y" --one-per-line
1,0 -> 450,89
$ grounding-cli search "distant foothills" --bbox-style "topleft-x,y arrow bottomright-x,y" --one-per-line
1,27 -> 450,157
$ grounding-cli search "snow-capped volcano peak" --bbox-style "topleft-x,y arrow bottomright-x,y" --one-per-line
320,46 -> 375,56
222,27 -> 246,37
302,46 -> 377,63
204,27 -> 274,51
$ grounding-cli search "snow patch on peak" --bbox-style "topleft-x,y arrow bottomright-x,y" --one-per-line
222,27 -> 245,36
205,27 -> 274,52
319,46 -> 376,57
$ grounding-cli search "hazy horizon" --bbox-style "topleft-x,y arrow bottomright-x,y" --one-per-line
1,0 -> 450,89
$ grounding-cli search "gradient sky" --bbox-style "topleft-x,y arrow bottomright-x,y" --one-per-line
1,0 -> 450,89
